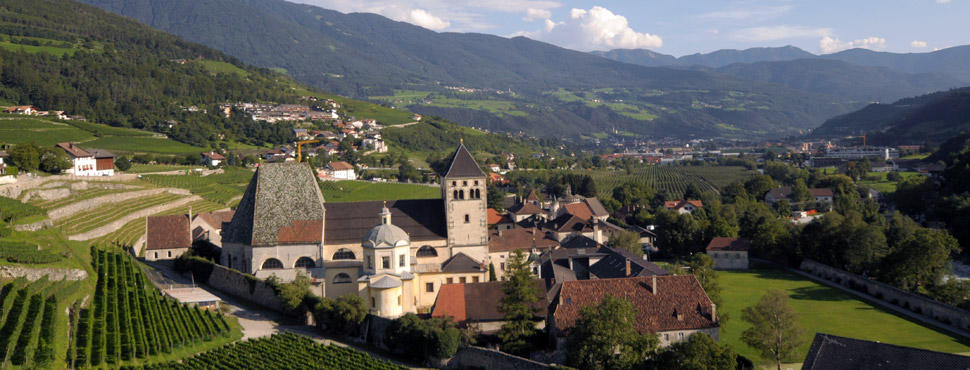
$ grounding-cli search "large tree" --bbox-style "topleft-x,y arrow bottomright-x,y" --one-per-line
9,143 -> 39,173
880,228 -> 960,290
497,249 -> 539,355
608,230 -> 643,257
647,333 -> 737,370
741,289 -> 805,370
566,296 -> 657,370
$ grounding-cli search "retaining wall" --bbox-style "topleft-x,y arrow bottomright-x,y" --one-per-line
204,263 -> 283,312
801,259 -> 970,334
445,346 -> 550,370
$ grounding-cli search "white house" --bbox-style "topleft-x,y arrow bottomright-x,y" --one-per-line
57,142 -> 114,176
362,137 -> 387,153
327,161 -> 356,180
202,151 -> 225,167
664,200 -> 703,214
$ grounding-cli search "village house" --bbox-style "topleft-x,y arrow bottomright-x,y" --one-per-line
486,208 -> 515,230
764,187 -> 834,205
326,161 -> 356,180
201,151 -> 225,167
191,210 -> 235,248
3,105 -> 37,115
664,200 -> 703,214
488,227 -> 559,280
431,280 -> 547,333
705,237 -> 750,270
56,142 -> 114,176
550,275 -> 719,349
145,214 -> 192,261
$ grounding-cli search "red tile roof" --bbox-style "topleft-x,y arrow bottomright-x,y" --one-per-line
509,202 -> 543,215
706,237 -> 751,252
487,208 -> 512,225
488,228 -> 559,253
432,281 -> 546,324
202,151 -> 226,160
193,210 -> 235,229
553,275 -> 717,336
564,202 -> 593,221
146,214 -> 191,251
328,161 -> 354,171
56,142 -> 92,158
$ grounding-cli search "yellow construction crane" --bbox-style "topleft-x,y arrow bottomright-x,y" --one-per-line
296,139 -> 320,162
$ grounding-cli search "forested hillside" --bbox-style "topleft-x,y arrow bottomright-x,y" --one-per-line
811,87 -> 970,144
80,0 -> 858,139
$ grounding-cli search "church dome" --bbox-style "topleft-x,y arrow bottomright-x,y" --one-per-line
362,223 -> 410,248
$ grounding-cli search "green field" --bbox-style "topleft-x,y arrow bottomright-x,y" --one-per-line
197,60 -> 250,77
719,267 -> 970,365
319,180 -> 439,202
0,116 -> 206,154
859,171 -> 921,193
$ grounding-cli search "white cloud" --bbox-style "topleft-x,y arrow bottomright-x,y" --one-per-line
819,36 -> 886,53
730,25 -> 832,42
697,5 -> 793,21
522,6 -> 662,51
406,9 -> 450,30
293,0 -> 561,31
523,8 -> 551,21
911,40 -> 928,48
937,0 -> 951,3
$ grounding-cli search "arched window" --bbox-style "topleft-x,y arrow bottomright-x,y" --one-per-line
453,190 -> 458,199
459,190 -> 465,199
262,258 -> 283,270
474,189 -> 481,199
333,273 -> 352,284
333,248 -> 356,260
416,245 -> 438,257
295,257 -> 316,269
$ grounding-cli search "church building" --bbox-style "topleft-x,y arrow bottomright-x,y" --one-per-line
220,143 -> 489,317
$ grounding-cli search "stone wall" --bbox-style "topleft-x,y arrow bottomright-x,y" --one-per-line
203,263 -> 283,312
0,266 -> 88,281
445,346 -> 550,370
800,259 -> 970,333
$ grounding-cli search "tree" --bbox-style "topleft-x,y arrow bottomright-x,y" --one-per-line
741,289 -> 805,369
314,295 -> 368,336
566,296 -> 657,370
647,333 -> 737,370
38,147 -> 72,173
9,143 -> 39,173
886,171 -> 902,182
880,229 -> 960,290
498,249 -> 539,355
790,179 -> 811,204
114,157 -> 132,171
609,230 -> 643,257
487,185 -> 506,211
277,273 -> 310,314
488,262 -> 497,281
385,314 -> 460,360
686,254 -> 722,308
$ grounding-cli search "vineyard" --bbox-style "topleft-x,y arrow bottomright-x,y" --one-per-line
140,168 -> 254,206
0,240 -> 62,264
128,332 -> 407,370
71,248 -> 238,368
0,277 -> 85,368
56,193 -> 185,235
582,165 -> 718,199
90,199 -> 228,251
0,195 -> 46,223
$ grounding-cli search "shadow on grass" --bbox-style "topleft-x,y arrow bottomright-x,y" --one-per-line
789,285 -> 855,302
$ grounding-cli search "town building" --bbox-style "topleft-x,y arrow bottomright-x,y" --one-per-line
56,142 -> 114,176
145,214 -> 192,261
3,105 -> 36,115
550,275 -> 719,349
191,210 -> 234,247
823,147 -> 900,161
219,143 -> 491,317
705,237 -> 750,270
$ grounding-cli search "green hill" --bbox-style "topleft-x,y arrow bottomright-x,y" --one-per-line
811,87 -> 970,144
79,0 -> 858,139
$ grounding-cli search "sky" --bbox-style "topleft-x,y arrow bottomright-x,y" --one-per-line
291,0 -> 970,56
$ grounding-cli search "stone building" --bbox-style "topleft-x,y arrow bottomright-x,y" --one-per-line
219,143 -> 489,317
705,237 -> 750,270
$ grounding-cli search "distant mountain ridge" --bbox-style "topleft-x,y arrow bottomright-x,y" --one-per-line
79,0 -> 859,140
811,87 -> 970,145
592,46 -> 815,68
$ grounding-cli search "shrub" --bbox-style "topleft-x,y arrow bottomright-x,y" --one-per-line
314,295 -> 368,336
385,314 -> 460,361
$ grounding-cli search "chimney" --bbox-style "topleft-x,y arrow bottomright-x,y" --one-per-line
711,303 -> 717,322
652,275 -> 657,295
625,259 -> 631,277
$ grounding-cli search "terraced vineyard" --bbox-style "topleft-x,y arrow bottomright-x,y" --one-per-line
29,186 -> 141,210
140,168 -> 254,206
129,332 -> 406,370
0,277 -> 85,369
91,199 -> 229,250
56,193 -> 185,235
71,249 -> 237,368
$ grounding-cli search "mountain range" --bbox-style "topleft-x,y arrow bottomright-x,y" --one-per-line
80,0 -> 870,140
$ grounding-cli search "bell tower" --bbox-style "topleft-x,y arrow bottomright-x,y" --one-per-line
441,140 -> 488,251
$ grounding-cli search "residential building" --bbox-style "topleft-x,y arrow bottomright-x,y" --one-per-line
201,151 -> 225,167
705,237 -> 750,270
191,210 -> 234,247
431,280 -> 547,333
326,161 -> 356,180
551,275 -> 719,349
664,200 -> 703,214
56,142 -> 114,176
487,227 -> 559,280
3,105 -> 36,115
145,214 -> 192,261
765,187 -> 834,204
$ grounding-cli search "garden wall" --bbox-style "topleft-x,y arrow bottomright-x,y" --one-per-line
445,346 -> 550,370
188,260 -> 283,312
800,259 -> 970,335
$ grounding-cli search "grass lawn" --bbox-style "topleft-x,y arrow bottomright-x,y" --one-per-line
0,116 -> 206,154
719,267 -> 970,365
84,136 -> 207,154
859,171 -> 921,193
319,180 -> 439,202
